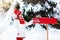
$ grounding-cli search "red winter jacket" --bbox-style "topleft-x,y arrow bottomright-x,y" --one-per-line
14,8 -> 21,16
14,8 -> 25,24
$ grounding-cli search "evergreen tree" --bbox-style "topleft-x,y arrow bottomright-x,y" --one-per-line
23,0 -> 60,29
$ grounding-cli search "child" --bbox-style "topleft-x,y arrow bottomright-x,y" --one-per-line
14,3 -> 21,20
14,3 -> 25,24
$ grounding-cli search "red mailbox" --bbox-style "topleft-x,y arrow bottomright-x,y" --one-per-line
33,17 -> 57,24
33,17 -> 57,40
39,17 -> 57,24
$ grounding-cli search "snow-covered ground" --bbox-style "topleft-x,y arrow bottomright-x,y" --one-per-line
0,0 -> 60,40
23,24 -> 60,40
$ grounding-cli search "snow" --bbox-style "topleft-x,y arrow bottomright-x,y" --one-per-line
23,24 -> 60,40
0,0 -> 60,40
33,3 -> 43,12
0,0 -> 19,40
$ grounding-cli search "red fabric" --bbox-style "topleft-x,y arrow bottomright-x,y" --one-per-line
14,8 -> 21,16
19,18 -> 25,24
14,8 -> 25,24
33,17 -> 57,24
16,37 -> 25,40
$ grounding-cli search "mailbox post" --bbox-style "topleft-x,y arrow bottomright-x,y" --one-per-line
33,17 -> 57,40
